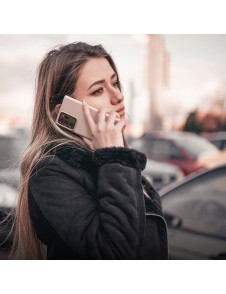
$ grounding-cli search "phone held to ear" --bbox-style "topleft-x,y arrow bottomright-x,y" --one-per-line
56,95 -> 120,140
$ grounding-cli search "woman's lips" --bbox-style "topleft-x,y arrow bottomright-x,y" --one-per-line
116,106 -> 125,116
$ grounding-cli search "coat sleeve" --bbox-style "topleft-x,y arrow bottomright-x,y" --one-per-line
29,147 -> 147,259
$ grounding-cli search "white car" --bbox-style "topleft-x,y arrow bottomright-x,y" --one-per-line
0,183 -> 17,208
143,158 -> 183,190
0,182 -> 17,248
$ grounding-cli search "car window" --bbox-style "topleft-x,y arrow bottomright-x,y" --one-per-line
151,140 -> 183,160
129,138 -> 153,157
175,136 -> 218,160
210,139 -> 224,150
162,168 -> 226,239
221,140 -> 225,149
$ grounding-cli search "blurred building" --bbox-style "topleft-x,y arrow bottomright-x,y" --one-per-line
144,34 -> 170,131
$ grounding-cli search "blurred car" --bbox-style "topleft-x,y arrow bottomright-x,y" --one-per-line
159,163 -> 226,260
0,130 -> 28,249
0,183 -> 17,247
142,158 -> 183,190
127,131 -> 221,175
0,134 -> 18,169
0,129 -> 29,170
202,131 -> 226,150
0,168 -> 20,190
0,128 -> 29,191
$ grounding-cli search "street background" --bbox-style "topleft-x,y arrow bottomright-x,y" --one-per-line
1,34 -> 226,135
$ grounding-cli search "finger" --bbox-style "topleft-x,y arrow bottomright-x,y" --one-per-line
96,108 -> 110,126
116,115 -> 126,130
82,100 -> 96,133
106,111 -> 118,126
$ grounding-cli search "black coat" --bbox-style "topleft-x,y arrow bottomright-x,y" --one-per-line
28,143 -> 168,259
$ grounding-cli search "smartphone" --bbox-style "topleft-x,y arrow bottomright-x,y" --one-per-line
56,95 -> 120,140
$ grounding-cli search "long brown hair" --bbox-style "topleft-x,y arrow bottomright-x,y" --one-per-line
10,42 -> 122,259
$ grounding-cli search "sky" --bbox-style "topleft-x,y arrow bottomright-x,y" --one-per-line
1,34 -> 226,127
165,34 -> 226,110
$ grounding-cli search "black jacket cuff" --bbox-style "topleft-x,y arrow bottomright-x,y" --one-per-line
92,147 -> 147,171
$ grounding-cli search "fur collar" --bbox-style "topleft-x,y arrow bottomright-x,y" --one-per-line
44,141 -> 147,172
44,142 -> 96,173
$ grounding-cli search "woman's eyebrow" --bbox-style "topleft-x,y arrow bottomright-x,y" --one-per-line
88,73 -> 117,90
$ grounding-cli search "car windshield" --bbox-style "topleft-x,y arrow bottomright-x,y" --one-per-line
162,167 -> 226,239
175,136 -> 218,160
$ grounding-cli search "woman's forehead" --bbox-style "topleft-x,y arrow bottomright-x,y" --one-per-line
78,57 -> 115,81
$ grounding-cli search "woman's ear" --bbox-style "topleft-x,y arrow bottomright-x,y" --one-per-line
54,104 -> 61,115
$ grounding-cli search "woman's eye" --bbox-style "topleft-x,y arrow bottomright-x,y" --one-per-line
91,88 -> 103,95
113,81 -> 119,88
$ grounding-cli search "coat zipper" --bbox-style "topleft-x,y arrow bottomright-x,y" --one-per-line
145,212 -> 169,259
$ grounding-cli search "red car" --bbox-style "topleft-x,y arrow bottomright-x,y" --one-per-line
128,131 -> 221,175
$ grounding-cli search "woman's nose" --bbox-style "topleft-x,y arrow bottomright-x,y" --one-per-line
110,91 -> 124,105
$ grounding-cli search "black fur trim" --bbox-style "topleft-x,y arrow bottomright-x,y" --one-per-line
43,143 -> 147,172
92,147 -> 147,171
42,142 -> 96,173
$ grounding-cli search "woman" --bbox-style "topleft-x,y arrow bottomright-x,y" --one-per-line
10,42 -> 168,260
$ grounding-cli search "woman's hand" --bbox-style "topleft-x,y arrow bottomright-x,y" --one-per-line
82,100 -> 126,150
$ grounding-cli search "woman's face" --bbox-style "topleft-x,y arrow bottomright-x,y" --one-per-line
72,57 -> 125,117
